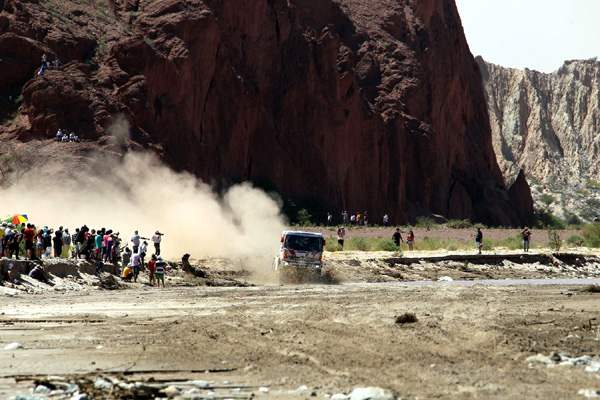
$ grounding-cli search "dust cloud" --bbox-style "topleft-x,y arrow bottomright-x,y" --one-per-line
106,114 -> 131,144
0,151 -> 287,265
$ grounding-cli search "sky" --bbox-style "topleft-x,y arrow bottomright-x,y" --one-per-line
455,0 -> 600,73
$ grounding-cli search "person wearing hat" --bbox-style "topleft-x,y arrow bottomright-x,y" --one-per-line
154,256 -> 166,287
3,224 -> 17,259
151,230 -> 163,256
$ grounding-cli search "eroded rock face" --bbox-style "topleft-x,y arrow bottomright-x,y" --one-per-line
478,57 -> 600,189
0,0 -> 533,226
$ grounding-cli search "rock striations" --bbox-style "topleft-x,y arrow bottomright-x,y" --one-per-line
479,57 -> 600,189
0,0 -> 532,226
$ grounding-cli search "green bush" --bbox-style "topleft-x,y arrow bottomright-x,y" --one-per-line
445,240 -> 459,251
564,213 -> 583,227
324,236 -> 340,252
375,238 -> 399,251
539,193 -> 556,206
587,179 -> 600,190
347,237 -> 370,251
533,209 -> 565,229
586,198 -> 600,208
566,234 -> 585,246
547,227 -> 561,251
581,223 -> 600,240
493,234 -> 523,250
579,209 -> 596,221
417,236 -> 441,251
585,235 -> 600,248
297,209 -> 311,226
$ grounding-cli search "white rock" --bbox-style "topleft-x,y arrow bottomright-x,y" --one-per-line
259,387 -> 270,393
163,385 -> 180,397
94,380 -> 112,390
297,385 -> 309,391
3,342 -> 24,350
438,276 -> 453,281
578,389 -> 600,398
332,394 -> 349,400
189,380 -> 211,387
526,354 -> 553,365
33,385 -> 51,394
349,387 -> 395,400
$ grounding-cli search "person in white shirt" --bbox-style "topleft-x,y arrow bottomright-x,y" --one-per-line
130,230 -> 149,254
152,231 -> 163,256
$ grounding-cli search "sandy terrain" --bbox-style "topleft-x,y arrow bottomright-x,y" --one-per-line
2,240 -> 600,399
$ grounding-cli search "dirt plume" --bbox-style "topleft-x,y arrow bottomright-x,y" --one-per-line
0,151 -> 286,266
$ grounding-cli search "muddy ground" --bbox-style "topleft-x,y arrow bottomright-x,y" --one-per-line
2,242 -> 600,399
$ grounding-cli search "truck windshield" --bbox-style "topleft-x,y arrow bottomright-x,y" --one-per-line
285,235 -> 322,252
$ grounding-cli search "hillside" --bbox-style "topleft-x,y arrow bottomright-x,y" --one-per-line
478,57 -> 600,221
0,0 -> 532,226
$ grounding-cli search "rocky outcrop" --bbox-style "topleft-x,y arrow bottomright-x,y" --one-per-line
0,0 -> 533,226
478,57 -> 600,189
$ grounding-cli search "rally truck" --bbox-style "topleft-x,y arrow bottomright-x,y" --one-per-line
273,231 -> 325,283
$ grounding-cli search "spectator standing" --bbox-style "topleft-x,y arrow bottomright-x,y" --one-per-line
337,227 -> 345,249
363,212 -> 369,227
392,228 -> 402,247
350,214 -> 356,225
131,251 -> 141,283
154,256 -> 166,287
406,230 -> 415,251
94,230 -> 104,260
475,228 -> 483,254
383,214 -> 389,227
147,254 -> 157,285
13,228 -> 24,259
130,230 -> 148,254
36,229 -> 44,259
152,231 -> 163,256
327,213 -> 332,226
3,225 -> 16,258
56,129 -> 63,142
139,240 -> 148,268
61,228 -> 71,258
522,227 -> 531,252
0,222 -> 6,257
121,248 -> 132,277
24,224 -> 35,260
53,230 -> 63,258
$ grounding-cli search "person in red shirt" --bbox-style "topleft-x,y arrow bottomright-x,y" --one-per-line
24,223 -> 35,260
147,254 -> 157,285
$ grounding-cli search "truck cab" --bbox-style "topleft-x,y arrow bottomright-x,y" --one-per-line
274,231 -> 325,279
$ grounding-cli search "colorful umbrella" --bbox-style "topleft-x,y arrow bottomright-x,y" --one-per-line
4,214 -> 28,224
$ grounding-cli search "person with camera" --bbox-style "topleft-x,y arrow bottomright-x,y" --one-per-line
152,230 -> 164,256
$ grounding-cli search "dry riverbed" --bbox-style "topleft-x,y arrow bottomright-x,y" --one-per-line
2,248 -> 600,399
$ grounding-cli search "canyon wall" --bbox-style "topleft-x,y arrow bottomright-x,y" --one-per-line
478,57 -> 600,188
0,0 -> 533,225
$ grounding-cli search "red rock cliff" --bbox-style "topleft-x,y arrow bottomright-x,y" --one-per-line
0,0 -> 532,225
